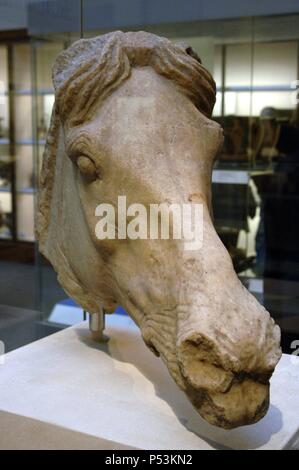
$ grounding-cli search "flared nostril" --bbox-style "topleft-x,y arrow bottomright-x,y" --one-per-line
179,357 -> 234,393
177,332 -> 236,394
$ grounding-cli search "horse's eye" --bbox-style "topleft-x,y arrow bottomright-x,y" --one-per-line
77,155 -> 97,179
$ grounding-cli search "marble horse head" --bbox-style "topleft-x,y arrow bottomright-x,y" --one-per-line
37,31 -> 281,429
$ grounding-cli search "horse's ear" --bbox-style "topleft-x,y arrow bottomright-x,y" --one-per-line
174,41 -> 202,64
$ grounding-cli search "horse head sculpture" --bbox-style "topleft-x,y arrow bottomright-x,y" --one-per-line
37,31 -> 281,429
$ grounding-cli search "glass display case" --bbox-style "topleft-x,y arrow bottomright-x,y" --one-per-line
0,41 -> 38,242
1,1 -> 298,354
29,6 -> 82,326
14,43 -> 35,241
31,9 -> 299,352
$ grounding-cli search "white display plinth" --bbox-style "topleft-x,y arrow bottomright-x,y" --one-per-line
0,314 -> 298,450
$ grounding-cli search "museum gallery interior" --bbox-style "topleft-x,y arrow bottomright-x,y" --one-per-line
0,0 -> 298,451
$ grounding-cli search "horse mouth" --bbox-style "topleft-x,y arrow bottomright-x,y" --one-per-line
187,380 -> 269,430
177,336 -> 273,429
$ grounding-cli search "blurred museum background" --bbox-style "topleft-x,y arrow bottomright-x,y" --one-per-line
0,0 -> 299,353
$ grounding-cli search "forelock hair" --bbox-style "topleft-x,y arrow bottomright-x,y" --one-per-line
53,30 -> 216,126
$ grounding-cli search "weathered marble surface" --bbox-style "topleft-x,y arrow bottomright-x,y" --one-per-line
37,31 -> 281,429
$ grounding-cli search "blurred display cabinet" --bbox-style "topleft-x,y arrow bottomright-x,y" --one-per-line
160,33 -> 299,277
1,15 -> 299,265
23,3 -> 299,345
0,45 -> 12,240
0,39 -> 63,243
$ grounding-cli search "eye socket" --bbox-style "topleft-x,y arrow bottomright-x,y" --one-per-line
76,155 -> 98,180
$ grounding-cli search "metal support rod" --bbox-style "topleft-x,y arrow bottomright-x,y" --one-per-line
88,308 -> 109,342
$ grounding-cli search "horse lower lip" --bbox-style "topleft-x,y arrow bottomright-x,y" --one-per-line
184,375 -> 269,429
177,335 -> 271,428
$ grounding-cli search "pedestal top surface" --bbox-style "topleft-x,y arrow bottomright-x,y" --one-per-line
0,314 -> 298,450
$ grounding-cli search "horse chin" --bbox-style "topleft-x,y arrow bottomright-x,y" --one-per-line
182,374 -> 269,429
